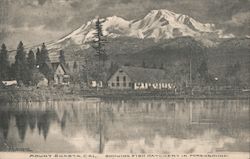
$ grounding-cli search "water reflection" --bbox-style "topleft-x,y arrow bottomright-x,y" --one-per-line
0,111 -> 10,140
0,99 -> 249,153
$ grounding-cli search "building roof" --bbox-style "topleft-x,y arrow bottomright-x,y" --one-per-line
51,62 -> 69,74
119,66 -> 166,83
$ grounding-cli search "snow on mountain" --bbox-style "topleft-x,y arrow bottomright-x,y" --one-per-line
47,16 -> 131,51
129,9 -> 216,40
48,9 -> 231,50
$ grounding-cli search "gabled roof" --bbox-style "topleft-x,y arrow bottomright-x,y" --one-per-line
119,66 -> 166,83
51,62 -> 69,74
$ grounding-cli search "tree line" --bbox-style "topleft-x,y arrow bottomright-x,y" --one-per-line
0,41 -> 58,86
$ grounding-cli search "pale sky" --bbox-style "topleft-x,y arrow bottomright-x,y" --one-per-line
0,0 -> 250,49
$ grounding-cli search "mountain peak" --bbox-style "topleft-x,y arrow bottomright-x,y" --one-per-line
149,9 -> 176,16
48,9 -> 234,50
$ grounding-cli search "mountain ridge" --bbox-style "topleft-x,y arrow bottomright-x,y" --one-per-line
47,9 -> 234,52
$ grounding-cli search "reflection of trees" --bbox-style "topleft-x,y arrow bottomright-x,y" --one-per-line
15,111 -> 28,141
98,104 -> 112,153
0,111 -> 11,140
27,111 -> 37,132
14,109 -> 57,141
0,99 -> 248,153
37,110 -> 57,140
60,110 -> 67,131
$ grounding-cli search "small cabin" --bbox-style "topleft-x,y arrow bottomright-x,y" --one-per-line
52,62 -> 70,85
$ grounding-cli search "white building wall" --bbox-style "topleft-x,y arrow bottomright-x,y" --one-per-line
108,69 -> 132,89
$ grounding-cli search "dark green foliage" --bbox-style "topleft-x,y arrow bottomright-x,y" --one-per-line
113,37 -> 206,86
160,63 -> 164,69
31,69 -> 45,85
73,61 -> 77,70
71,61 -> 80,84
109,62 -> 119,76
226,62 -> 241,77
0,43 -> 10,80
14,41 -> 29,85
207,38 -> 249,85
27,50 -> 38,85
9,63 -> 16,80
197,60 -> 209,83
27,50 -> 36,70
142,60 -> 146,68
92,18 -> 108,66
39,43 -> 53,81
225,61 -> 242,86
36,48 -> 42,67
59,50 -> 66,65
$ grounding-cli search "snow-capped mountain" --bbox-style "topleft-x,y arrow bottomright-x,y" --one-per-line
47,9 -> 232,51
130,10 -> 215,39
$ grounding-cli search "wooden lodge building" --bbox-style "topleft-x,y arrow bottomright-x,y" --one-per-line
108,66 -> 174,90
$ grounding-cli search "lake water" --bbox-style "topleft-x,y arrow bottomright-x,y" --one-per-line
0,98 -> 249,154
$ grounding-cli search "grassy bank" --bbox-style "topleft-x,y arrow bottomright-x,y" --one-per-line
0,88 -> 249,103
0,88 -> 82,103
81,89 -> 250,100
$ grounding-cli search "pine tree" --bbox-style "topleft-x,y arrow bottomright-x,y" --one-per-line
14,41 -> 29,85
9,64 -> 16,80
92,17 -> 108,67
109,62 -> 118,75
198,60 -> 208,78
0,43 -> 10,80
59,50 -> 66,65
36,48 -> 42,68
40,43 -> 50,64
27,50 -> 36,70
197,60 -> 211,84
27,50 -> 36,85
40,43 -> 53,81
73,61 -> 77,71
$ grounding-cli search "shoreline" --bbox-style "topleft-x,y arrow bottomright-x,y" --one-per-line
82,94 -> 250,100
0,88 -> 249,103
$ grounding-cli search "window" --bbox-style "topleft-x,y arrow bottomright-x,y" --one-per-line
116,76 -> 120,86
63,77 -> 70,83
123,76 -> 126,87
112,83 -> 115,87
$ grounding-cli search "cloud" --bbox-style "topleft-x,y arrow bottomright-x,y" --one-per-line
1,0 -> 250,48
223,11 -> 250,36
230,11 -> 250,26
3,25 -> 69,49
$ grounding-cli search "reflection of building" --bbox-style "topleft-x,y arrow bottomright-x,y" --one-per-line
52,62 -> 70,85
108,66 -> 173,90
